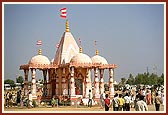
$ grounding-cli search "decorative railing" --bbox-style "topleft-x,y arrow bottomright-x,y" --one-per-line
20,63 -> 117,70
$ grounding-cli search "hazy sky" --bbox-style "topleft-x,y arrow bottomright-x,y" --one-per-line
3,3 -> 165,82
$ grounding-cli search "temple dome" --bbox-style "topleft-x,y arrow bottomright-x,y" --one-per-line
29,55 -> 50,65
91,55 -> 108,64
29,49 -> 50,65
91,50 -> 108,64
70,49 -> 92,64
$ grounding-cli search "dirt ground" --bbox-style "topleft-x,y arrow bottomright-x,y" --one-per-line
3,104 -> 165,113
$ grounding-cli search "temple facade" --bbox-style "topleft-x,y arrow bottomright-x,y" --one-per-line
20,20 -> 117,105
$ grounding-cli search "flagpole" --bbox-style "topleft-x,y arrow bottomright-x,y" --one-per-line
36,40 -> 42,55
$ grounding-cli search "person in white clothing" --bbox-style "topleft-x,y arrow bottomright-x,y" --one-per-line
124,93 -> 131,111
100,91 -> 106,108
28,92 -> 33,108
135,95 -> 148,111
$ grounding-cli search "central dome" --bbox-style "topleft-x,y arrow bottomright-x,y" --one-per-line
70,53 -> 92,64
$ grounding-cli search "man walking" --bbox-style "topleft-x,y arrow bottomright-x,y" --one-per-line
88,89 -> 92,108
135,95 -> 148,111
155,92 -> 162,111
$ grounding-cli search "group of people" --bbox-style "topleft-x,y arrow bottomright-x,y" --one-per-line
5,86 -> 164,112
98,86 -> 164,111
5,90 -> 22,108
4,89 -> 35,108
112,92 -> 133,111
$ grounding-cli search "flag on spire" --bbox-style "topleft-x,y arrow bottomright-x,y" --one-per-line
60,7 -> 67,19
56,43 -> 60,48
36,40 -> 42,45
94,40 -> 97,47
78,38 -> 81,47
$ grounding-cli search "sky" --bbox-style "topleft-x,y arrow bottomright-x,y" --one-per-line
3,3 -> 165,83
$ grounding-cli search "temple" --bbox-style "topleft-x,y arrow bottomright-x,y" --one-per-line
20,20 -> 117,105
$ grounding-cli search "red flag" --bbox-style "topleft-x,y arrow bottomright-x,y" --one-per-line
36,40 -> 42,45
56,43 -> 60,48
60,7 -> 67,19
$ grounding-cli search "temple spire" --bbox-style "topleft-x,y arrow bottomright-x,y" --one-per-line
66,19 -> 70,32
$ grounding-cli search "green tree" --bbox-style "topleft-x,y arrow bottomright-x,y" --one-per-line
16,76 -> 24,83
125,72 -> 164,86
121,78 -> 126,86
150,73 -> 158,85
4,79 -> 15,84
135,73 -> 144,84
141,72 -> 149,85
4,79 -> 15,89
126,74 -> 134,85
158,73 -> 164,85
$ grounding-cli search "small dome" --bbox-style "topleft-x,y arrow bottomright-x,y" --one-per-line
91,55 -> 108,64
29,55 -> 50,65
70,53 -> 92,64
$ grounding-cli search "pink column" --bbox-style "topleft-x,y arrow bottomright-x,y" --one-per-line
31,69 -> 37,99
99,69 -> 104,95
85,68 -> 91,98
109,68 -> 114,98
70,67 -> 75,96
24,69 -> 29,96
94,68 -> 100,98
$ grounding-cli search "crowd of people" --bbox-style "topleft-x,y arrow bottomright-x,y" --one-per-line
4,90 -> 23,108
4,89 -> 36,108
99,86 -> 164,111
4,85 -> 164,112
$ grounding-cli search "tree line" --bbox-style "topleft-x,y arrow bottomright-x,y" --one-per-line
119,72 -> 164,86
4,76 -> 24,89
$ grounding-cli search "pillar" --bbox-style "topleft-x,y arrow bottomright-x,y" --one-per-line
85,68 -> 91,98
109,68 -> 115,98
94,68 -> 100,98
62,68 -> 66,95
70,67 -> 76,105
70,67 -> 75,96
55,69 -> 59,95
99,69 -> 104,95
43,70 -> 47,97
24,69 -> 29,96
31,69 -> 37,99
47,69 -> 51,97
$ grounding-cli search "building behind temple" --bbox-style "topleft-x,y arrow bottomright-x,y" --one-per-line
20,20 -> 117,105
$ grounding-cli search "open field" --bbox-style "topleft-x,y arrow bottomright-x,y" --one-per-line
3,104 -> 165,113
